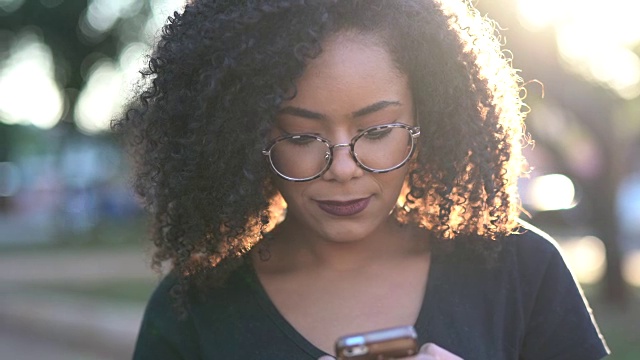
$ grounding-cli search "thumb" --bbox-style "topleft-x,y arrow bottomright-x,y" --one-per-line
318,356 -> 335,360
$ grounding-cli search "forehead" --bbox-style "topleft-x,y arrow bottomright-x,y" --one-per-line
280,32 -> 411,118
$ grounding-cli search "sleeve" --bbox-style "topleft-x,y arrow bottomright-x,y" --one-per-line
132,276 -> 201,360
518,231 -> 610,360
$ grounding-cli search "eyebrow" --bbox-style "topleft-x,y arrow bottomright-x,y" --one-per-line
278,100 -> 402,120
351,100 -> 401,118
278,106 -> 327,120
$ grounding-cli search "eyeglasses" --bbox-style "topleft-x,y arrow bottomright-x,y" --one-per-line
262,123 -> 421,182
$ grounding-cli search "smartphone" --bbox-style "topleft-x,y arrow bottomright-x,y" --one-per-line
334,325 -> 418,360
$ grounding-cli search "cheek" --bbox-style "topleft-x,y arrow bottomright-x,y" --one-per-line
378,169 -> 411,206
379,167 -> 410,191
272,179 -> 307,206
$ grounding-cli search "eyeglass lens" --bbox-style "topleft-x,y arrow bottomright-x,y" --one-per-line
268,126 -> 414,180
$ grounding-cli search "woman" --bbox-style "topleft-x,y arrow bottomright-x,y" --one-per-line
116,0 -> 609,359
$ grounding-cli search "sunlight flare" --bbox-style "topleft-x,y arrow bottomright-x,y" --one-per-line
527,174 -> 576,212
517,0 -> 640,98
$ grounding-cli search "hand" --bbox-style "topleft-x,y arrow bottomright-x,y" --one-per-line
318,342 -> 463,360
417,343 -> 464,359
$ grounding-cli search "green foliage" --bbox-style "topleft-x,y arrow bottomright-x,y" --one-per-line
585,285 -> 640,359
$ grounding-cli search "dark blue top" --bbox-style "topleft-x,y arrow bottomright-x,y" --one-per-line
133,222 -> 609,359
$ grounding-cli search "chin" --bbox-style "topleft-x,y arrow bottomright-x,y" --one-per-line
315,222 -> 382,244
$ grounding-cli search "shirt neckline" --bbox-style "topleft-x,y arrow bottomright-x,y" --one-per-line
242,254 -> 438,357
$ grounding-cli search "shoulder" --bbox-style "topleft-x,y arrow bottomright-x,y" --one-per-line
500,221 -> 610,359
437,220 -> 565,277
143,263 -> 254,320
134,265 -> 254,359
133,273 -> 199,359
499,219 -> 566,270
505,219 -> 564,255
137,271 -> 210,336
492,219 -> 577,296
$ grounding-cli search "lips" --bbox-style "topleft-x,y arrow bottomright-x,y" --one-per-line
316,197 -> 371,216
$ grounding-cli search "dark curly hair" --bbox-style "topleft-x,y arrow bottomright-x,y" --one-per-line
113,0 -> 529,298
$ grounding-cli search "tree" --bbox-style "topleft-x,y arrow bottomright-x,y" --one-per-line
0,0 -> 163,132
477,0 -> 637,304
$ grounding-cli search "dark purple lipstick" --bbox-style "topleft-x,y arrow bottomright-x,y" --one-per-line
316,197 -> 371,216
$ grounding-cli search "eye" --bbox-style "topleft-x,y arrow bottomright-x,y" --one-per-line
362,127 -> 393,140
285,134 -> 318,146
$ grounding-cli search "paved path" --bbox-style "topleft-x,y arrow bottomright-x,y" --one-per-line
0,248 -> 157,360
0,247 -> 156,283
0,324 -> 115,360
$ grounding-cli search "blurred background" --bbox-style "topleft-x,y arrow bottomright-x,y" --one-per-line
0,0 -> 638,359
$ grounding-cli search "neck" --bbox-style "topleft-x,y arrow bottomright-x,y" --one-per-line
258,216 -> 426,273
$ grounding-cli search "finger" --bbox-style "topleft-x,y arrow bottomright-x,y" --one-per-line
401,351 -> 439,360
317,356 -> 335,360
419,343 -> 464,359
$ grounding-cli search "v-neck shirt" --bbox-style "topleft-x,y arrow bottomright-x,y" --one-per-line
133,223 -> 609,359
246,254 -> 434,356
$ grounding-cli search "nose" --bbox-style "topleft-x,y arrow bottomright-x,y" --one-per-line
321,143 -> 364,182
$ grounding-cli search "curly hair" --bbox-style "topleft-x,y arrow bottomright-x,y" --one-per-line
113,0 -> 529,296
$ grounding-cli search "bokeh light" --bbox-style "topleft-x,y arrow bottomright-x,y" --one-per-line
79,0 -> 143,41
73,0 -> 186,134
0,0 -> 187,133
74,59 -> 122,134
525,174 -> 576,211
0,161 -> 21,197
143,0 -> 187,42
74,42 -> 150,135
120,42 -> 152,85
0,0 -> 25,13
517,0 -> 640,99
618,172 -> 640,236
623,251 -> 640,287
0,30 -> 64,129
560,236 -> 606,284
40,0 -> 64,9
